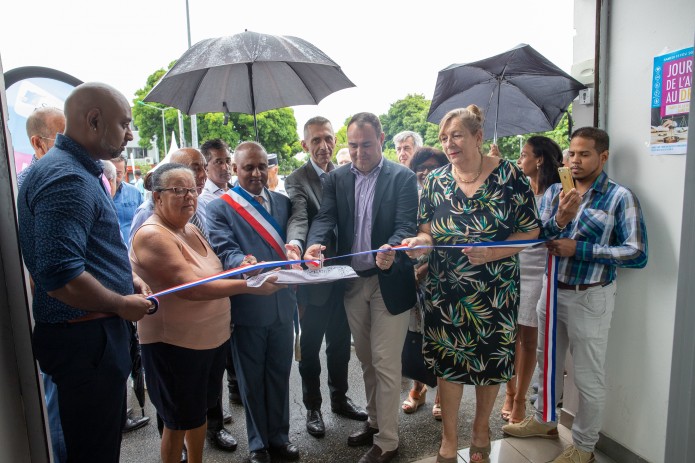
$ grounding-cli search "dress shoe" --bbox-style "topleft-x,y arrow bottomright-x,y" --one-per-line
269,442 -> 300,461
331,397 -> 368,421
223,410 -> 233,424
358,445 -> 399,463
306,409 -> 325,437
347,423 -> 379,447
122,414 -> 150,433
248,450 -> 271,463
207,428 -> 238,451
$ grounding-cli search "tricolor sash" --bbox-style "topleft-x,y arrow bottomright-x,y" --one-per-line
221,186 -> 287,261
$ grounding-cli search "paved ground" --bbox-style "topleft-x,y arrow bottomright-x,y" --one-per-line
120,345 -> 515,463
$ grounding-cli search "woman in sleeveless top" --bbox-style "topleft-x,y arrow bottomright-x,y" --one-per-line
500,136 -> 563,424
130,163 -> 282,463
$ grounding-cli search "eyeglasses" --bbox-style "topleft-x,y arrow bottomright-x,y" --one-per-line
158,187 -> 198,197
415,166 -> 437,174
40,136 -> 55,141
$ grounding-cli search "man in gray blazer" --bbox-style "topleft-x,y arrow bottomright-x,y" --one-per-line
305,113 -> 418,463
286,117 -> 367,439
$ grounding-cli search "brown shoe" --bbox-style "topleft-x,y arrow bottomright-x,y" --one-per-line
357,445 -> 398,463
347,423 -> 379,447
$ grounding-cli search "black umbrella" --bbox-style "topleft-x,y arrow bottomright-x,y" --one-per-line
428,44 -> 586,142
128,321 -> 147,417
144,30 -> 355,140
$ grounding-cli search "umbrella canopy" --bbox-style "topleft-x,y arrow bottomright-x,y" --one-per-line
144,30 -> 355,138
428,44 -> 586,142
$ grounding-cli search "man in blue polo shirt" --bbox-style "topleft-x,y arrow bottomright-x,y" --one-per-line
112,154 -> 143,244
17,82 -> 153,463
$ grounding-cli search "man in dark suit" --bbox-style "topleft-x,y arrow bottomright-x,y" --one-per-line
305,113 -> 418,463
285,117 -> 367,438
207,142 -> 299,463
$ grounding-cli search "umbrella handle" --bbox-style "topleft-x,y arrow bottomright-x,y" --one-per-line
146,296 -> 159,315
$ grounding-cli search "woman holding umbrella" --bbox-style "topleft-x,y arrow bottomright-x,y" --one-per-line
129,163 -> 282,463
500,136 -> 562,423
403,105 -> 539,463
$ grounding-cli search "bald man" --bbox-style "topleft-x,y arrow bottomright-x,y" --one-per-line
128,148 -> 207,244
16,106 -> 65,190
17,83 -> 153,463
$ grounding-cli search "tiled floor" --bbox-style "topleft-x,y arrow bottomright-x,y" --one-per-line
410,425 -> 616,463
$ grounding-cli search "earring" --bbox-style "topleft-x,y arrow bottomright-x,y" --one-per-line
536,163 -> 541,168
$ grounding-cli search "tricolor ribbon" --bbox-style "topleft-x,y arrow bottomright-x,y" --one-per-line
543,254 -> 559,422
144,239 -> 559,423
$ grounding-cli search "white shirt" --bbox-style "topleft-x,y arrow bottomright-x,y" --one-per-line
197,178 -> 229,231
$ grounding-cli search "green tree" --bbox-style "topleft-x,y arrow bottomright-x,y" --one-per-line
380,94 -> 440,149
132,63 -> 301,174
482,107 -> 572,160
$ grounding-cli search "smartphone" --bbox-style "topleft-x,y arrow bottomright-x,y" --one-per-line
558,167 -> 574,194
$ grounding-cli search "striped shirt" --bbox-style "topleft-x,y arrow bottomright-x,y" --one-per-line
539,171 -> 648,284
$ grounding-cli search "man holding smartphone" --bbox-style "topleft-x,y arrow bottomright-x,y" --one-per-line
503,127 -> 648,463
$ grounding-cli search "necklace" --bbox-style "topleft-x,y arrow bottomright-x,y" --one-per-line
452,155 -> 484,184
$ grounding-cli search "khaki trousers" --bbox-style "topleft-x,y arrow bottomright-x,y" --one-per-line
344,275 -> 409,452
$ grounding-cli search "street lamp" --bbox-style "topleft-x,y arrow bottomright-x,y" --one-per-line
137,101 -> 167,163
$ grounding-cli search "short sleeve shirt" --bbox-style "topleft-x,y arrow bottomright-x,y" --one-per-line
17,134 -> 134,323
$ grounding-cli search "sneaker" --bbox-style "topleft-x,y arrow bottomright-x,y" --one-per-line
552,445 -> 595,463
502,416 -> 559,439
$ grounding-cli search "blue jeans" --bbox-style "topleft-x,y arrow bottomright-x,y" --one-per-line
43,373 -> 66,463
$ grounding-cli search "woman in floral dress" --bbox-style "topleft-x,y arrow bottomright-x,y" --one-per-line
403,106 -> 539,463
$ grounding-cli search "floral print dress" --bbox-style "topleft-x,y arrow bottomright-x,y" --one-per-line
418,160 -> 539,385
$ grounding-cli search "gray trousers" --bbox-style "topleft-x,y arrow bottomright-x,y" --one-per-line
344,276 -> 409,452
535,278 -> 617,452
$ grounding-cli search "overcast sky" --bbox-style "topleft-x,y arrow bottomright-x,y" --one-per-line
1,0 -> 575,133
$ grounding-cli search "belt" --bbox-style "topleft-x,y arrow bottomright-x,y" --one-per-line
557,281 -> 611,291
67,312 -> 117,324
355,268 -> 378,278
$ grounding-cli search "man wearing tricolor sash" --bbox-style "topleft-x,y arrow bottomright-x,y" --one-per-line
206,142 -> 299,463
503,127 -> 648,463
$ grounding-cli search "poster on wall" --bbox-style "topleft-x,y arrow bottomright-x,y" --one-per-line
650,47 -> 692,155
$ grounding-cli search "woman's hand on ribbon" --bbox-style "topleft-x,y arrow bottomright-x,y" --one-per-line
462,246 -> 495,265
375,244 -> 395,271
132,272 -> 152,297
304,244 -> 325,268
401,234 -> 431,259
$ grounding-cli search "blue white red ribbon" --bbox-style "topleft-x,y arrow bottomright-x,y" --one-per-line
144,238 -> 559,424
543,254 -> 559,422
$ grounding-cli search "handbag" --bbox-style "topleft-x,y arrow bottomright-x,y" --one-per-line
401,330 -> 437,388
